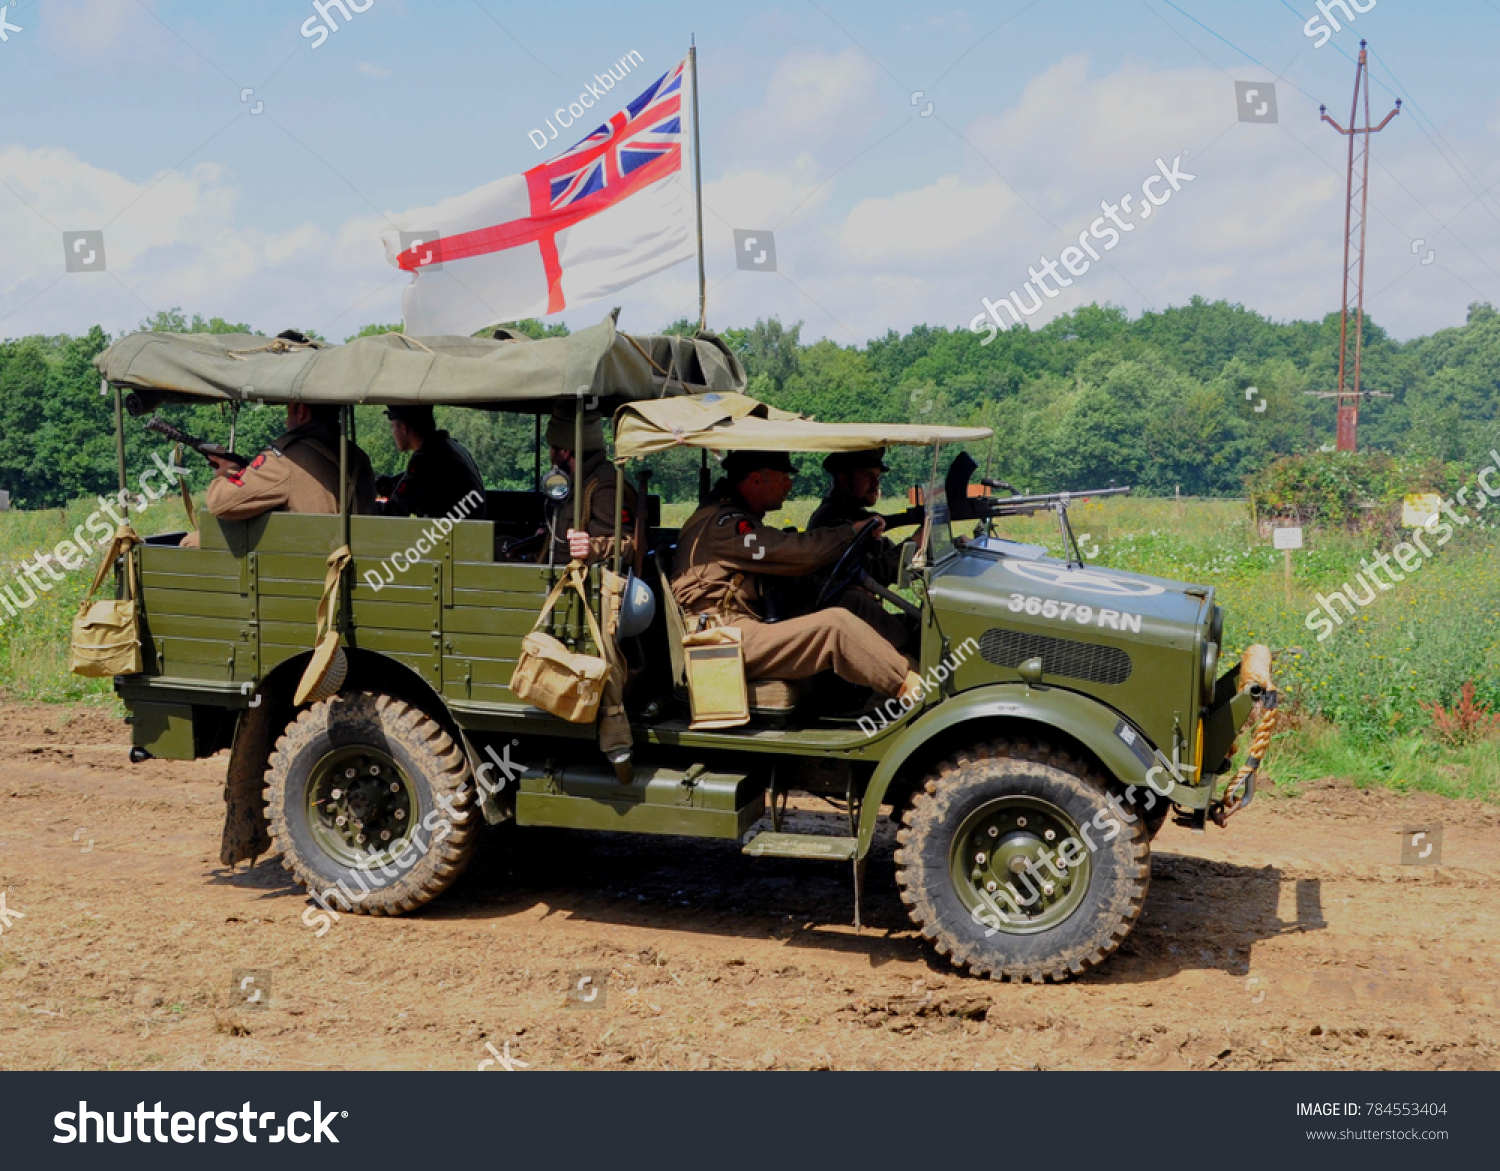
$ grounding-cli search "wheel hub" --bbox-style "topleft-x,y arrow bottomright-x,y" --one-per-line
308,748 -> 415,866
952,795 -> 1090,935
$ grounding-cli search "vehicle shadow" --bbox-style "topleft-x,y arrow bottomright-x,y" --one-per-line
209,818 -> 1322,983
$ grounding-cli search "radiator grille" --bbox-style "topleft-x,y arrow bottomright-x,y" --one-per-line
978,627 -> 1133,686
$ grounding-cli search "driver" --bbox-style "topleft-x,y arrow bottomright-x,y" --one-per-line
671,450 -> 921,701
809,448 -> 903,585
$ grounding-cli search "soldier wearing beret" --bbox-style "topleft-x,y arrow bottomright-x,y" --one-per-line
377,404 -> 488,521
671,450 -> 920,701
181,402 -> 377,546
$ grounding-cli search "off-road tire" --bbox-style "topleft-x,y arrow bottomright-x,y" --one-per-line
895,740 -> 1150,982
266,691 -> 477,916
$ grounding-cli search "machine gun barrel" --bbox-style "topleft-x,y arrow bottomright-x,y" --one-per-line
143,416 -> 249,469
986,484 -> 1131,513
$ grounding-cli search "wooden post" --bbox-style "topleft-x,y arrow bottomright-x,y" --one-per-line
1284,548 -> 1293,600
1174,484 -> 1182,521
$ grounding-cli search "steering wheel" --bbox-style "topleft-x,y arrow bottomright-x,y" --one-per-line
814,520 -> 882,610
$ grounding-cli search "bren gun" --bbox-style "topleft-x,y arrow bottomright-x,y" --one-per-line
143,416 -> 250,470
944,452 -> 1131,567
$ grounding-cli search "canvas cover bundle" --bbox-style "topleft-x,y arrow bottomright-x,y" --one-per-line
93,315 -> 744,412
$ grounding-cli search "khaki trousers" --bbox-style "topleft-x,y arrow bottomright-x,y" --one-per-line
733,603 -> 909,697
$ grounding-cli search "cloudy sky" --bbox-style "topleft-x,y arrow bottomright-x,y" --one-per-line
2,0 -> 1498,345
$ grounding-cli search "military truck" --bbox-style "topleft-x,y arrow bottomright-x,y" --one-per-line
91,318 -> 1274,982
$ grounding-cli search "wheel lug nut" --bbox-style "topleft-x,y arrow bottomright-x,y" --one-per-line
974,852 -> 987,864
345,767 -> 357,779
1042,882 -> 1055,896
356,833 -> 366,844
394,809 -> 406,820
1016,817 -> 1027,827
370,764 -> 381,775
390,782 -> 400,793
380,830 -> 391,841
330,788 -> 342,799
335,815 -> 347,826
985,881 -> 997,892
1044,829 -> 1056,842
986,826 -> 998,838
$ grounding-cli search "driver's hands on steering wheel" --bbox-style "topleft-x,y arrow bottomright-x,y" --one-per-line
856,516 -> 886,540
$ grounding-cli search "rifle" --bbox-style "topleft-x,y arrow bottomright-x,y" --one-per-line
143,416 -> 250,469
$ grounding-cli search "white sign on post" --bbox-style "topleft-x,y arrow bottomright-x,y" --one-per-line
1272,526 -> 1303,550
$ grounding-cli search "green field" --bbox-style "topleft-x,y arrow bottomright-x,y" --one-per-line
5,493 -> 1497,801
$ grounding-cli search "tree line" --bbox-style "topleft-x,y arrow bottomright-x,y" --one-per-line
3,299 -> 1500,509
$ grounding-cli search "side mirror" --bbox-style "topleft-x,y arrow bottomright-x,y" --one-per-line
542,466 -> 571,503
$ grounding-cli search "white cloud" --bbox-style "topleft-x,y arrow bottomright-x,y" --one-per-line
357,62 -> 393,79
723,46 -> 885,168
0,145 -> 396,340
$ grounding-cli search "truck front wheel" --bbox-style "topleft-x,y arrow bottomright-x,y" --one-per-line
266,691 -> 478,917
895,741 -> 1149,982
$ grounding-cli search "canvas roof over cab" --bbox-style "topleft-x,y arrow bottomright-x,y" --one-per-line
612,392 -> 991,459
93,315 -> 745,413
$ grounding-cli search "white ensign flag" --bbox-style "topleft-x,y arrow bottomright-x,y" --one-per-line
380,58 -> 695,335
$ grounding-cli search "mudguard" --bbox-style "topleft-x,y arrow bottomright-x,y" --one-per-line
856,683 -> 1207,856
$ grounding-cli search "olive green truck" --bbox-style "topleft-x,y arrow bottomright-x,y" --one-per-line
93,321 -> 1273,982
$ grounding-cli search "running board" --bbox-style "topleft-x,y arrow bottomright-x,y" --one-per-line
742,831 -> 858,860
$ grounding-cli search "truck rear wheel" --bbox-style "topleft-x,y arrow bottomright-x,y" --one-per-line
266,691 -> 477,916
895,741 -> 1149,982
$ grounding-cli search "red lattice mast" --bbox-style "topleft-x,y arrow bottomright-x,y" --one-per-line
1319,41 -> 1400,451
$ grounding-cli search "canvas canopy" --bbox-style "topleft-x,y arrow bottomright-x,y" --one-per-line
612,392 -> 991,460
93,315 -> 745,412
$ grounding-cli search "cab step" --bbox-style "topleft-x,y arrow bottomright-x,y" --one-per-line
742,831 -> 858,860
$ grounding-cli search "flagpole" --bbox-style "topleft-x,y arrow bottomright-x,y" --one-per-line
690,35 -> 706,334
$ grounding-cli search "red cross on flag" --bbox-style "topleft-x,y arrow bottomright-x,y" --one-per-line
381,58 -> 695,335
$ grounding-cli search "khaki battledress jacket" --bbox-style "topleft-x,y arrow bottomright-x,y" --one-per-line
671,481 -> 908,697
207,421 -> 377,520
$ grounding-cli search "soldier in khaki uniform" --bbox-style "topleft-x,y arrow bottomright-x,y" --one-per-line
539,407 -> 636,565
181,403 -> 376,546
672,450 -> 920,700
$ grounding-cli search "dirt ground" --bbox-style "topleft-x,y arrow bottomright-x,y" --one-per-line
0,701 -> 1496,1072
